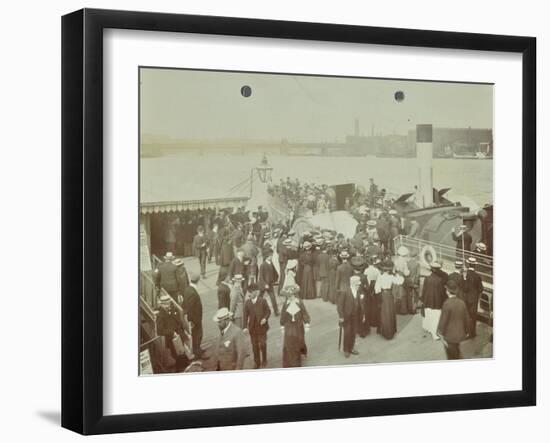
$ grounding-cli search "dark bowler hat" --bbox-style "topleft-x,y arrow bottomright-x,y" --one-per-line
446,279 -> 459,294
380,259 -> 394,271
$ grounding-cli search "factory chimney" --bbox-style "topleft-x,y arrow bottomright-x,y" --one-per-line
416,124 -> 433,208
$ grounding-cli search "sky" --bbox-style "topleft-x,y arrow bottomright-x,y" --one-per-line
140,67 -> 493,143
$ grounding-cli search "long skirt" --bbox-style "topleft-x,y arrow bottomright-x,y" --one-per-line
282,331 -> 307,367
395,285 -> 413,315
300,265 -> 316,299
366,293 -> 381,328
422,308 -> 441,340
378,289 -> 397,340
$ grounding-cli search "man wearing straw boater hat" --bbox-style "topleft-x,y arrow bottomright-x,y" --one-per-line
464,256 -> 484,338
211,307 -> 247,371
156,292 -> 191,372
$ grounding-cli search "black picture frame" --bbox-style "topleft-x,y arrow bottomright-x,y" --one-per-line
61,8 -> 537,435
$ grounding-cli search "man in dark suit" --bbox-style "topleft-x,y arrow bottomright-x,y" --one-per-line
464,257 -> 484,338
433,263 -> 449,305
437,279 -> 470,359
337,275 -> 362,358
211,307 -> 247,371
156,293 -> 190,372
421,263 -> 445,310
316,242 -> 330,301
217,275 -> 232,309
192,225 -> 209,278
335,251 -> 353,298
182,272 -> 203,359
154,252 -> 180,298
229,248 -> 247,280
447,260 -> 467,302
216,234 -> 234,285
243,283 -> 271,368
258,250 -> 280,316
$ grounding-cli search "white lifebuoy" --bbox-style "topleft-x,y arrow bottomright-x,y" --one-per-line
420,245 -> 438,269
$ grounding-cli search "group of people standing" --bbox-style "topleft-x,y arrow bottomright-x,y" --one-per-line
422,256 -> 485,359
150,175 -> 488,373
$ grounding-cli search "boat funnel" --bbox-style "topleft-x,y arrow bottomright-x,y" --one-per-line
416,124 -> 433,208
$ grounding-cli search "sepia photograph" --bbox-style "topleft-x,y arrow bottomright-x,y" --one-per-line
138,67 -> 494,375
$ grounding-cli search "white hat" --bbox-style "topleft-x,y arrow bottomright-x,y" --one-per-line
397,246 -> 410,257
164,251 -> 174,260
475,242 -> 487,251
303,241 -> 312,249
173,258 -> 184,266
467,257 -> 477,265
232,273 -> 245,281
430,262 -> 442,269
286,259 -> 298,270
389,209 -> 398,215
213,307 -> 232,322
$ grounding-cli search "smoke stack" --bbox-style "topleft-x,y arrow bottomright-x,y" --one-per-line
416,124 -> 433,208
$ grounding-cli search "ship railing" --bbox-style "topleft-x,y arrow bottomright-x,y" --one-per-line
393,234 -> 493,285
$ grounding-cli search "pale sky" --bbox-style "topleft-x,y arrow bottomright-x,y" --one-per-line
140,67 -> 493,142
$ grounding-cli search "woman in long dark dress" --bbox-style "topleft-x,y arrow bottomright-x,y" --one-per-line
327,250 -> 339,304
363,260 -> 381,331
375,259 -> 397,340
298,241 -> 316,299
280,285 -> 311,367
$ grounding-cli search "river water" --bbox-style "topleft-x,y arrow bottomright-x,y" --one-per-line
140,153 -> 493,208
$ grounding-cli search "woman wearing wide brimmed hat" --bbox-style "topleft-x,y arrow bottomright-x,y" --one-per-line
298,242 -> 316,299
280,285 -> 310,368
375,259 -> 398,340
280,259 -> 298,295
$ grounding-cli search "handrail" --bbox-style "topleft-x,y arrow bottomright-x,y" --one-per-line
140,269 -> 184,316
139,335 -> 163,350
393,234 -> 493,284
394,234 -> 493,263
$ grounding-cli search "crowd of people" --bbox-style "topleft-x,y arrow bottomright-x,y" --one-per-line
151,178 -> 488,372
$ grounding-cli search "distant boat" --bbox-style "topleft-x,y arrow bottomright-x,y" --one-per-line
453,151 -> 493,160
452,142 -> 492,160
